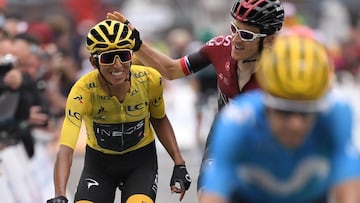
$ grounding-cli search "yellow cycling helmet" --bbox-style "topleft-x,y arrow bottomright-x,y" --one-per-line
256,36 -> 333,111
86,19 -> 135,54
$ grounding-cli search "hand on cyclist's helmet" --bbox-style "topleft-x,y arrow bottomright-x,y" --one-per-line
47,195 -> 68,203
170,165 -> 192,201
106,11 -> 142,52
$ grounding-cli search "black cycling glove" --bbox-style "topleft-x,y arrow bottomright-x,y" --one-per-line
130,28 -> 142,52
170,165 -> 192,191
47,196 -> 68,203
124,19 -> 142,52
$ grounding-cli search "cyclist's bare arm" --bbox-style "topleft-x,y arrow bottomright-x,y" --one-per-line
331,179 -> 360,203
150,115 -> 187,200
107,11 -> 185,80
53,145 -> 74,197
150,115 -> 185,165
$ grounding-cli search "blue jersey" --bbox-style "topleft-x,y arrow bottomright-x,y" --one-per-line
203,90 -> 360,203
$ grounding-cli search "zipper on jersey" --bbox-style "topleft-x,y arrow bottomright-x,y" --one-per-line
120,103 -> 125,149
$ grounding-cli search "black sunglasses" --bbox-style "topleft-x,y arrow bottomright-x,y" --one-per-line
95,49 -> 132,65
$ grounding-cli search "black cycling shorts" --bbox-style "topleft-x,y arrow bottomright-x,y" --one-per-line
74,141 -> 158,203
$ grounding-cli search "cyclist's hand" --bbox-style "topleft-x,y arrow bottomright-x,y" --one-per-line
47,196 -> 68,203
170,165 -> 192,201
106,11 -> 142,51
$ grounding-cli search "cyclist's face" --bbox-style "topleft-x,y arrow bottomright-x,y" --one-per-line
97,50 -> 132,86
230,21 -> 262,61
266,108 -> 316,149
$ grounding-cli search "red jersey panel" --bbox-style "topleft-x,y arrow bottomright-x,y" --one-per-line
181,35 -> 259,108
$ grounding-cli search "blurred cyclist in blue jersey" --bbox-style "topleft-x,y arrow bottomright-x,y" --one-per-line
199,35 -> 360,203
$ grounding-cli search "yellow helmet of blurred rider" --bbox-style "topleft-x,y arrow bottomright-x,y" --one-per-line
256,35 -> 333,101
86,20 -> 135,54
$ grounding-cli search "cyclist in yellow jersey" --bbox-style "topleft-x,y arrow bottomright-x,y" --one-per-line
47,20 -> 192,203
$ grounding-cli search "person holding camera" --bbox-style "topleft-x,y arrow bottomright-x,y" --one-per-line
0,36 -> 49,156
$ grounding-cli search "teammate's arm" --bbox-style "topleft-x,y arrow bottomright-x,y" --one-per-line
136,43 -> 185,79
107,11 -> 185,80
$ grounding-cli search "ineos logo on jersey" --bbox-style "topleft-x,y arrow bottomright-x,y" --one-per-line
93,119 -> 145,152
94,120 -> 144,137
206,35 -> 232,47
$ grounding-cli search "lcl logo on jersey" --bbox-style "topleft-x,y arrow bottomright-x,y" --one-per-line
134,71 -> 150,83
68,109 -> 81,120
125,101 -> 149,117
133,71 -> 149,78
100,95 -> 112,100
86,82 -> 97,89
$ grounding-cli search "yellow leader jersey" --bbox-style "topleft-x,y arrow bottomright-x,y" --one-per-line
60,65 -> 165,154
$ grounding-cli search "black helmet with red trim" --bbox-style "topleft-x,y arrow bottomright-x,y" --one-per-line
231,0 -> 285,35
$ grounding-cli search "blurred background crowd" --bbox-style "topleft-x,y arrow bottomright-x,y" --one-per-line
0,0 -> 360,202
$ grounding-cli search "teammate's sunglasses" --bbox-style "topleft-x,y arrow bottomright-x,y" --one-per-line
95,49 -> 132,65
230,22 -> 267,41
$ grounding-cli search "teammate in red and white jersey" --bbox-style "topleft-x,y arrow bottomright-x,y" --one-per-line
107,0 -> 285,197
